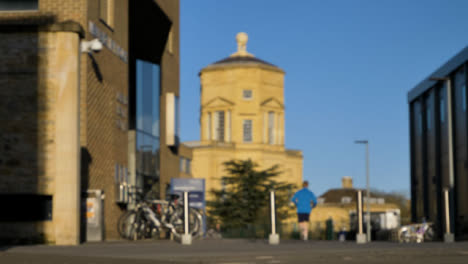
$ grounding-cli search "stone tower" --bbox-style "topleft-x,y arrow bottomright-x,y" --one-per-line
199,32 -> 286,147
185,33 -> 303,200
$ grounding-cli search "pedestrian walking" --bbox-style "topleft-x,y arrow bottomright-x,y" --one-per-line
291,181 -> 317,241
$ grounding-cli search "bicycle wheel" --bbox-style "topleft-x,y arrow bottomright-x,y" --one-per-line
170,207 -> 203,239
120,210 -> 146,240
118,210 -> 136,239
118,210 -> 135,239
130,209 -> 148,240
191,209 -> 204,238
424,226 -> 434,242
141,210 -> 162,240
398,227 -> 410,243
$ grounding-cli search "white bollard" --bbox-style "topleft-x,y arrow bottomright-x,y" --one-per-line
444,188 -> 454,243
356,190 -> 366,244
181,191 -> 192,245
268,191 -> 280,245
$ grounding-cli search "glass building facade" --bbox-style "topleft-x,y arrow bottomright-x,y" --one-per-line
135,59 -> 160,195
408,47 -> 468,240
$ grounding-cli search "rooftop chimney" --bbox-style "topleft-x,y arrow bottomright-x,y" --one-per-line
342,176 -> 353,189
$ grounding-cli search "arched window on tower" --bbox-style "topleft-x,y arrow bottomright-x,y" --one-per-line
214,111 -> 225,142
243,120 -> 253,143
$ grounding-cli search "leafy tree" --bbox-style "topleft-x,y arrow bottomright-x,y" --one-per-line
207,159 -> 296,230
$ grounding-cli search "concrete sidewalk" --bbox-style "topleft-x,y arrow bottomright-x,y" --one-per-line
2,239 -> 468,264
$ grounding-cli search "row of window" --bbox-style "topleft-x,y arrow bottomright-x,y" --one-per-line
205,111 -> 280,144
416,74 -> 466,134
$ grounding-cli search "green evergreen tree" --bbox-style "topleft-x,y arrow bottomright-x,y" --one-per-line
207,159 -> 296,232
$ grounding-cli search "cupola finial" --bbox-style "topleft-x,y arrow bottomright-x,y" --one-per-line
230,32 -> 254,57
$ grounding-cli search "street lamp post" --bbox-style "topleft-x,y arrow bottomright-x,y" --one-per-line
355,140 -> 371,242
430,76 -> 455,243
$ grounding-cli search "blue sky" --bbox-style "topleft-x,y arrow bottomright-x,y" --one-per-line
179,0 -> 468,196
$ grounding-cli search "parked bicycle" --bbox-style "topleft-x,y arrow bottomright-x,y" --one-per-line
118,190 -> 203,240
397,220 -> 434,243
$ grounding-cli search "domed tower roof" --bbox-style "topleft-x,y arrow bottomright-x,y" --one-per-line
201,32 -> 284,73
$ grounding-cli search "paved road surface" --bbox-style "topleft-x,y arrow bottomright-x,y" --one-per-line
2,239 -> 468,263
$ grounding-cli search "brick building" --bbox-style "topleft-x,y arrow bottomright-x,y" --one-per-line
0,0 -> 180,245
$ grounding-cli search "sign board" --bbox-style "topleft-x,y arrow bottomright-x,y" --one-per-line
85,190 -> 104,242
170,178 -> 205,209
86,199 -> 97,225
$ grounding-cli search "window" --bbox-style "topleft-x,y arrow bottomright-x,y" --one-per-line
0,194 -> 52,221
268,111 -> 275,144
0,0 -> 38,11
136,59 -> 159,137
364,197 -> 378,204
214,111 -> 225,142
179,157 -> 185,172
185,159 -> 191,174
463,84 -> 466,112
99,0 -> 115,28
440,88 -> 445,123
425,96 -> 431,131
243,120 -> 252,142
179,157 -> 191,174
243,90 -> 252,100
418,112 -> 422,135
341,196 -> 352,204
456,67 -> 466,112
136,59 -> 160,195
426,108 -> 431,131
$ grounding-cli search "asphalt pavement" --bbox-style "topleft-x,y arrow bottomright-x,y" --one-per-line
2,239 -> 468,264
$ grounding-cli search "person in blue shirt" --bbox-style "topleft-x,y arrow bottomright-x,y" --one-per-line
291,181 -> 317,241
